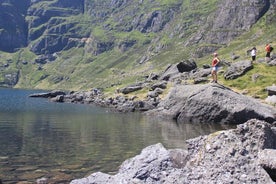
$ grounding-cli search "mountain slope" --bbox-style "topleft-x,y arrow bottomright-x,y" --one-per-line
0,0 -> 275,95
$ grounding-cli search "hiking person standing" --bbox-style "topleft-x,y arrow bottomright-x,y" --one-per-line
211,52 -> 220,83
265,43 -> 273,61
251,47 -> 257,62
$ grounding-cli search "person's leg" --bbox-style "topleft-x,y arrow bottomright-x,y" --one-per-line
211,69 -> 217,82
214,71 -> 217,82
266,52 -> 271,61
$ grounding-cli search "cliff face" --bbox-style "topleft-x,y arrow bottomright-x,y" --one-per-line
189,0 -> 271,46
1,0 -> 274,55
0,0 -> 29,52
27,0 -> 84,54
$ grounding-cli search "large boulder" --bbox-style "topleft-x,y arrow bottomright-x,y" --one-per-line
71,143 -> 189,184
266,85 -> 276,96
29,90 -> 66,98
178,119 -> 276,183
120,85 -> 143,94
159,60 -> 197,81
148,83 -> 276,124
71,119 -> 276,184
224,60 -> 253,80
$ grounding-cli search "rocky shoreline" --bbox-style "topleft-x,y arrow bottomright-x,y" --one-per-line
29,83 -> 276,125
70,119 -> 276,183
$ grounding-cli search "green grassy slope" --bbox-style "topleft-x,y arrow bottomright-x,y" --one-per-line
0,0 -> 275,100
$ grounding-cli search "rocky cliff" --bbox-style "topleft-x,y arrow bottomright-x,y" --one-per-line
0,0 -> 29,52
2,0 -> 274,54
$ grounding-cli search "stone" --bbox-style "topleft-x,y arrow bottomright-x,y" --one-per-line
224,60 -> 253,80
265,95 -> 276,105
120,85 -> 143,94
266,85 -> 276,96
29,90 -> 66,98
259,149 -> 276,181
148,83 -> 276,124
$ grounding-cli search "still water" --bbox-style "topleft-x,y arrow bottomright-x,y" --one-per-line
0,88 -> 234,183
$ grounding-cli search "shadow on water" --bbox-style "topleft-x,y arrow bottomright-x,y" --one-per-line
0,88 -> 235,183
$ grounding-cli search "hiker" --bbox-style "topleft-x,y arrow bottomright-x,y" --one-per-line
265,43 -> 273,61
211,52 -> 220,83
251,47 -> 257,62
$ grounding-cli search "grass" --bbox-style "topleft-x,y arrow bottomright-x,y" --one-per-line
220,63 -> 276,99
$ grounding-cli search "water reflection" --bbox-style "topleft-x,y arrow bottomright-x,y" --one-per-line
0,88 -> 235,183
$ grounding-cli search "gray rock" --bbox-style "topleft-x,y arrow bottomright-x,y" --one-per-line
224,60 -> 253,80
252,73 -> 262,83
181,119 -> 276,183
193,77 -> 209,84
259,149 -> 276,181
266,85 -> 276,96
120,85 -> 143,94
231,53 -> 240,60
50,95 -> 64,103
159,60 -> 197,81
267,59 -> 276,66
190,68 -> 211,78
159,64 -> 180,81
265,95 -> 276,106
176,59 -> 197,73
148,83 -> 276,124
29,90 -> 66,98
71,143 -> 184,184
147,91 -> 159,98
151,81 -> 167,90
146,73 -> 159,81
3,71 -> 19,87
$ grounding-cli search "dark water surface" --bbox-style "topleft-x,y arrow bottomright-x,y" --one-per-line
0,88 -> 234,183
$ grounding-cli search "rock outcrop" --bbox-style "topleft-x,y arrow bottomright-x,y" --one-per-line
29,90 -> 66,98
188,0 -> 272,53
70,119 -> 276,184
224,60 -> 253,80
148,83 -> 276,124
265,85 -> 276,106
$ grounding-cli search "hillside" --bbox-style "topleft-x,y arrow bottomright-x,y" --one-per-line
0,0 -> 275,98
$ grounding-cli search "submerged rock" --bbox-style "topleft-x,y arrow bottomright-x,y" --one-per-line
70,119 -> 276,184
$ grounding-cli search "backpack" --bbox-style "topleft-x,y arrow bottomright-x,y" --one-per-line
270,46 -> 274,52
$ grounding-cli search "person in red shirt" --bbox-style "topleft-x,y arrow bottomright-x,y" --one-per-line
211,52 -> 220,83
265,43 -> 272,61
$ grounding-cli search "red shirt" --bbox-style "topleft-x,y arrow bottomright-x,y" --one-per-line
265,45 -> 271,52
212,57 -> 219,67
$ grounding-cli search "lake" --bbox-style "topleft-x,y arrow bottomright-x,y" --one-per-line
0,88 -> 233,183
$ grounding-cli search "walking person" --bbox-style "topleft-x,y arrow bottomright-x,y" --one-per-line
251,47 -> 257,63
211,52 -> 220,83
